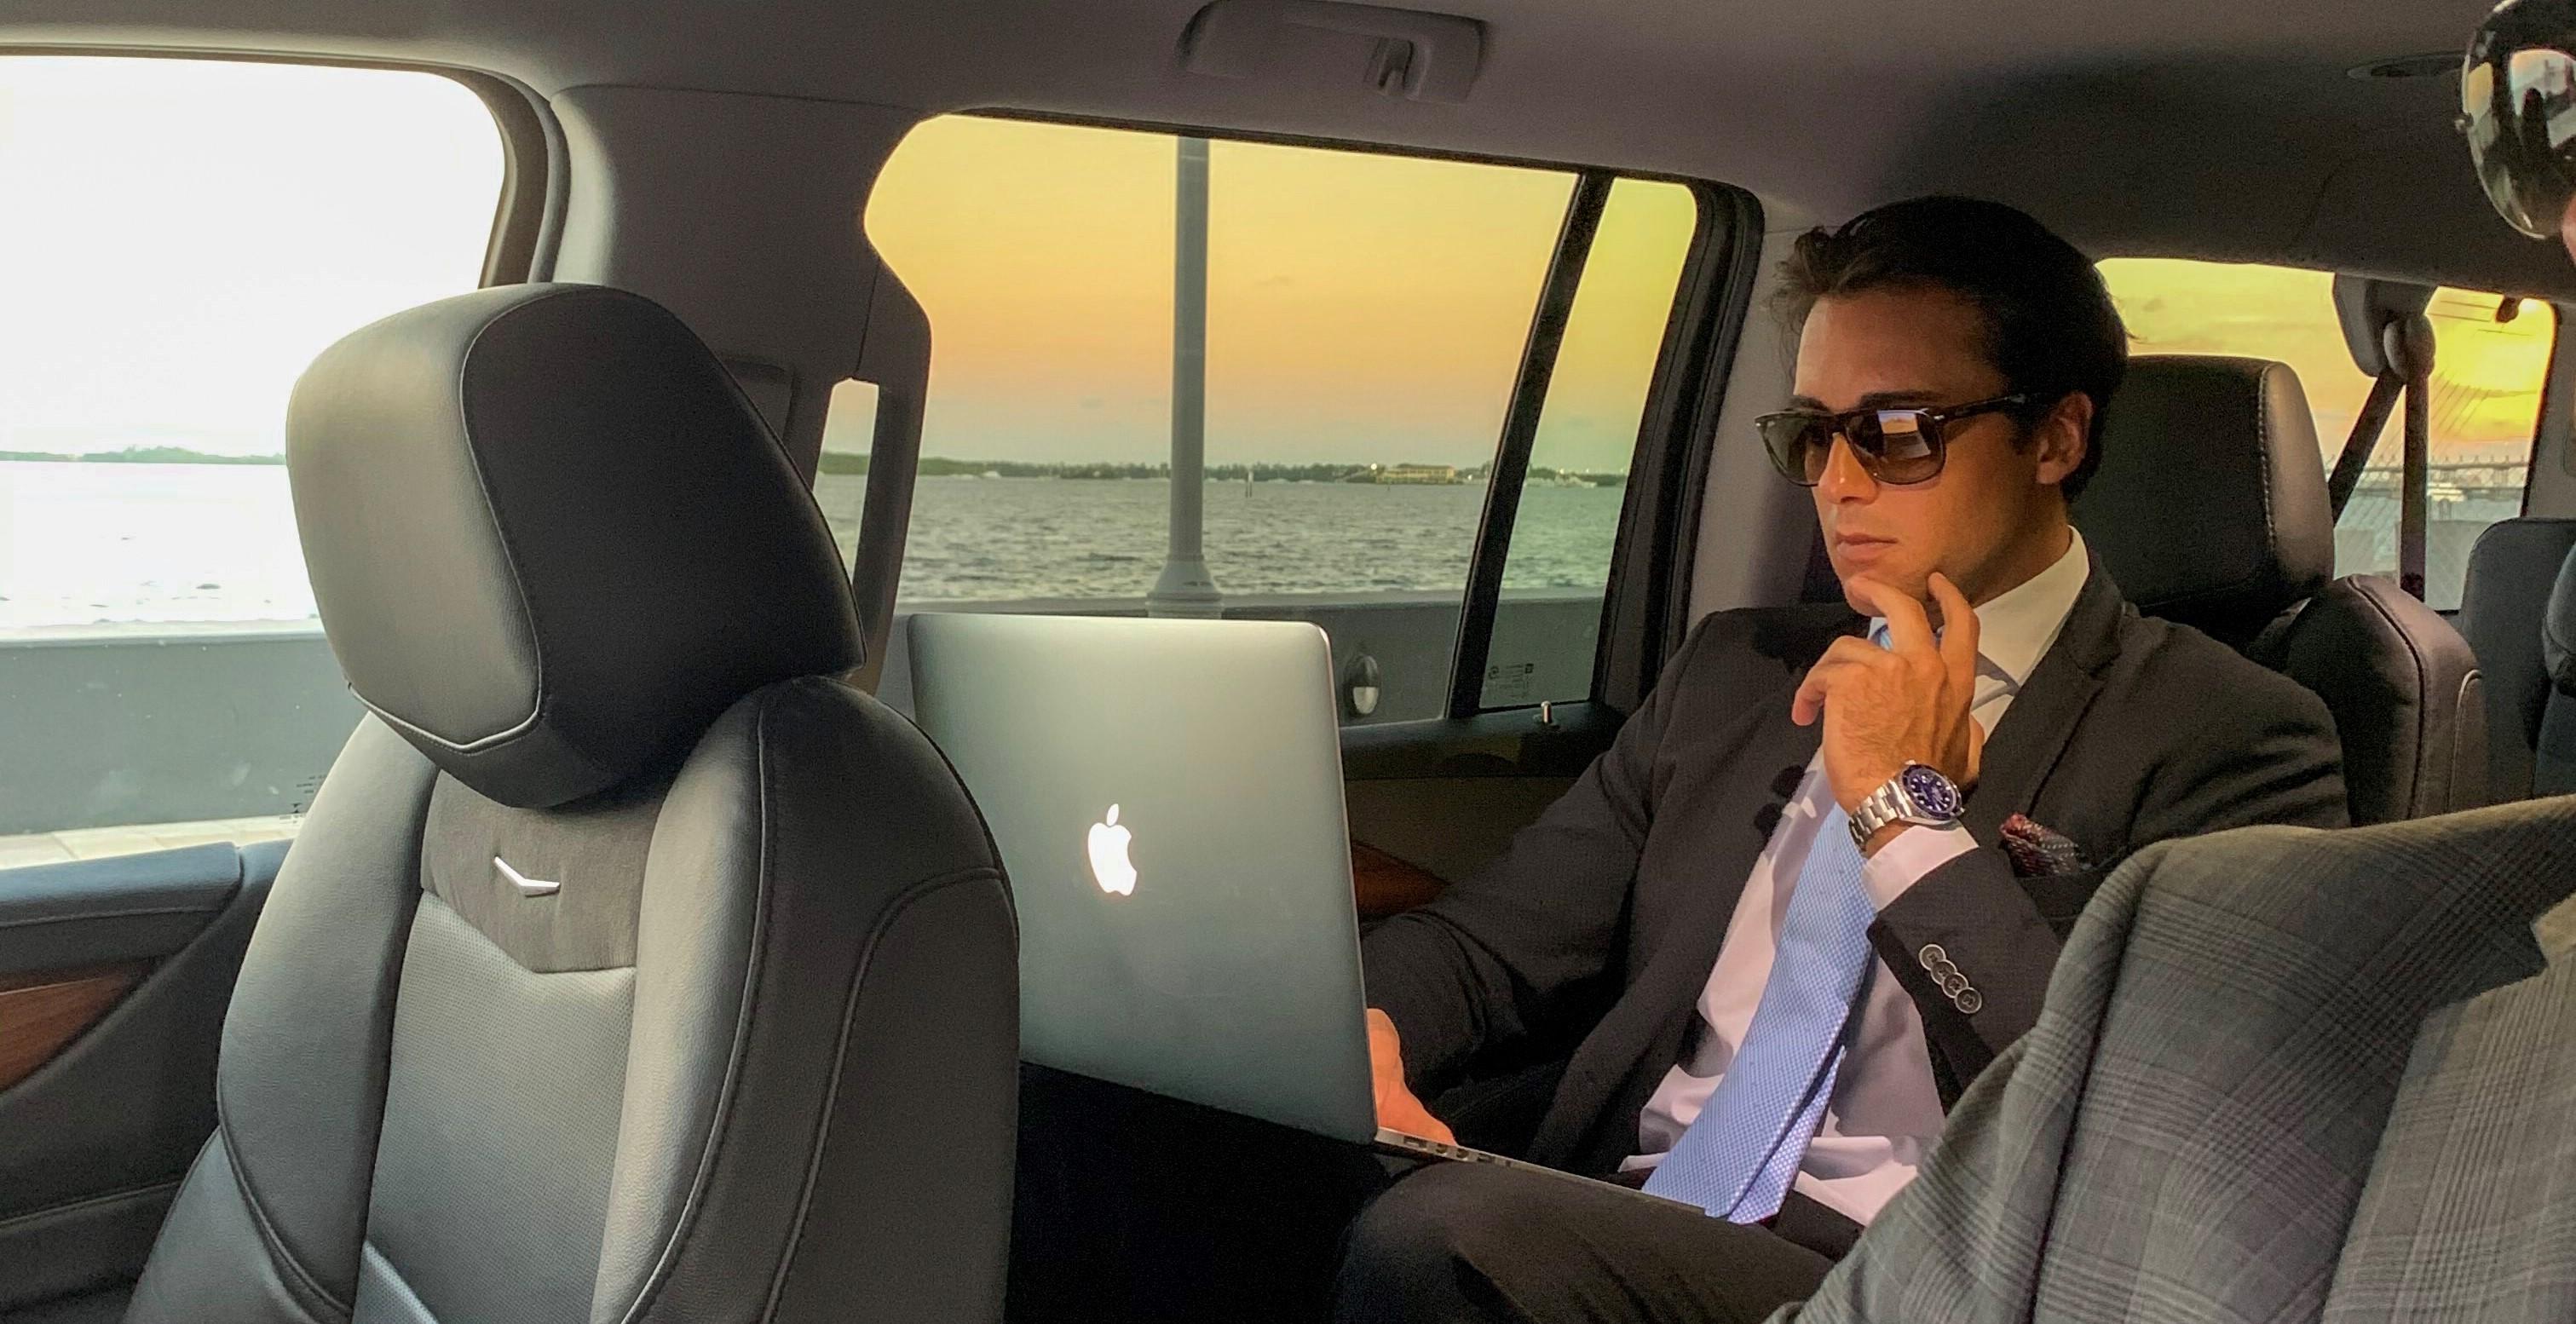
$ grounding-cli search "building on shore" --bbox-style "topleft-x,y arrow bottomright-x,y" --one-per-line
1344,463 -> 1462,486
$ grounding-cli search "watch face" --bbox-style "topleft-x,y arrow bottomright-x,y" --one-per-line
1900,763 -> 1962,819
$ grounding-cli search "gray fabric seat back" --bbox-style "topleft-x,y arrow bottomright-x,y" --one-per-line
2458,516 -> 2576,799
120,285 -> 1018,1324
2076,355 -> 2487,823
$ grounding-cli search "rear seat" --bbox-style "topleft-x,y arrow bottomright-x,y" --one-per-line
2459,516 -> 2576,797
2075,355 -> 2487,823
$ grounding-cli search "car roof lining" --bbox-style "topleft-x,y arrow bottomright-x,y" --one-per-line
8,0 -> 2572,299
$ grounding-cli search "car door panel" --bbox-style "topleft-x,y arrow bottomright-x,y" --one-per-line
0,840 -> 282,1315
0,844 -> 245,975
1341,705 -> 1618,902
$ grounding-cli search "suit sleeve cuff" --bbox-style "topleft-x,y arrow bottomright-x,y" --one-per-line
1859,824 -> 1979,910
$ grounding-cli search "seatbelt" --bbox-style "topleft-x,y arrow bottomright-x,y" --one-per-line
2325,372 -> 2404,518
2384,313 -> 2437,601
2320,314 -> 2437,601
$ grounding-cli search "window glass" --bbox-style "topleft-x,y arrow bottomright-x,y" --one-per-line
0,57 -> 505,862
862,116 -> 1700,722
2099,258 -> 2556,609
816,378 -> 879,565
1480,179 -> 1697,708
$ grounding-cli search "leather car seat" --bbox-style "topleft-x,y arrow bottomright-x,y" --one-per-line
2076,354 -> 2487,823
119,285 -> 1019,1324
2458,516 -> 2576,799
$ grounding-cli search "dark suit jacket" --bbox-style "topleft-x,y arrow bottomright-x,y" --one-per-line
1362,551 -> 2349,1177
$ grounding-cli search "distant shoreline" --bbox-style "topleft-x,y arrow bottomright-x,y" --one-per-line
816,453 -> 1628,486
0,447 -> 282,466
0,447 -> 1631,485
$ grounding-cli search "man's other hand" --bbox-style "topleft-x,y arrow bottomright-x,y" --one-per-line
1792,573 -> 1986,844
1367,1008 -> 1456,1144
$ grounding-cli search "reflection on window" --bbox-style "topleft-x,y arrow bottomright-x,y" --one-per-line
2098,259 -> 2556,609
861,116 -> 1698,721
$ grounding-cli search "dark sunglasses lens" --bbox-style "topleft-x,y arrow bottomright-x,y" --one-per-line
2465,49 -> 2576,239
1849,411 -> 1943,484
1760,415 -> 1835,485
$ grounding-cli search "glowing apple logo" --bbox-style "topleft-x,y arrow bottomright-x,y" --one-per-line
1086,803 -> 1138,897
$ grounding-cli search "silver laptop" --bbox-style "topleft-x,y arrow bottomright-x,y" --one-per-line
908,611 -> 1633,1190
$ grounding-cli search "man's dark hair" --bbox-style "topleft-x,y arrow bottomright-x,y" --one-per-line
1775,195 -> 2128,498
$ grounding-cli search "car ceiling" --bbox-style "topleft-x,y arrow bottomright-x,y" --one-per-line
11,0 -> 2573,300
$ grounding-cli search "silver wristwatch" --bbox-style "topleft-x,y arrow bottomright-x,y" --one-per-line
1848,763 -> 1965,849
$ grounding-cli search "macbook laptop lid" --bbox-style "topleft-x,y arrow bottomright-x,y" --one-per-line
907,612 -> 1378,1143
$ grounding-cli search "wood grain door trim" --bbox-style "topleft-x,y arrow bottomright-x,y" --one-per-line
0,963 -> 150,1092
1352,843 -> 1448,919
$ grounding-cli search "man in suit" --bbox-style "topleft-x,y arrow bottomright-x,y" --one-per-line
1766,4 -> 2576,1318
1336,196 -> 2350,1322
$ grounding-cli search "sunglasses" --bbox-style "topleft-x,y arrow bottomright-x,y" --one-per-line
2461,40 -> 2576,239
1755,393 -> 2031,487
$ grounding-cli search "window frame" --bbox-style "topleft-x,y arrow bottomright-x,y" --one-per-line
850,108 -> 1760,722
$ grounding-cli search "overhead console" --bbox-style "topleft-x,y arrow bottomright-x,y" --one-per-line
1181,0 -> 1485,103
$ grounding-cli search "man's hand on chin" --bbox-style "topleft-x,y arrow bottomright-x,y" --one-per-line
1792,573 -> 1986,855
1367,1008 -> 1456,1145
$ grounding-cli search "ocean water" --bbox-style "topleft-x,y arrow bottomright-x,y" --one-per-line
811,473 -> 1625,602
0,463 -> 1627,631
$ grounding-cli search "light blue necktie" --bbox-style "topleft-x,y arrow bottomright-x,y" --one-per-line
1641,801 -> 1881,1221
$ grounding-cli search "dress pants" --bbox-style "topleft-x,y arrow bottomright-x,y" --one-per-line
1333,1161 -> 1853,1324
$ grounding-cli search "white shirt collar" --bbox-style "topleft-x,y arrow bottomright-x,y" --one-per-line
1868,527 -> 2089,692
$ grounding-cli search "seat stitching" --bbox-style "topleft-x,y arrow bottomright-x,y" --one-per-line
2354,583 -> 2438,814
350,286 -> 591,757
2248,367 -> 2279,598
610,688 -> 780,1324
208,1097 -> 355,1321
0,1176 -> 181,1235
758,862 -> 1008,1319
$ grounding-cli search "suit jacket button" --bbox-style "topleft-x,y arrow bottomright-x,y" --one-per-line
1939,972 -> 1968,997
1918,944 -> 1947,971
1933,958 -> 1961,981
1955,988 -> 1984,1015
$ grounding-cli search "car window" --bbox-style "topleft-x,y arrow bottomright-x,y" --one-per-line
845,116 -> 1701,722
2098,258 -> 2557,610
0,56 -> 506,866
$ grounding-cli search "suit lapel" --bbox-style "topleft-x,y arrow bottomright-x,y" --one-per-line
1653,682 -> 1825,990
1541,614 -> 1857,1171
1962,551 -> 2125,842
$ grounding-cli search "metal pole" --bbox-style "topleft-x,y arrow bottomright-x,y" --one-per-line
1149,136 -> 1222,619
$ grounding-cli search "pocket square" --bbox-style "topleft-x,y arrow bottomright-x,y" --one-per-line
1999,813 -> 2089,878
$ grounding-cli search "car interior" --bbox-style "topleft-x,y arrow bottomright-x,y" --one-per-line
3,0 -> 2573,1320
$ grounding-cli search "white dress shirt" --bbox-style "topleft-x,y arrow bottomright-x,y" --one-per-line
1621,530 -> 2091,1226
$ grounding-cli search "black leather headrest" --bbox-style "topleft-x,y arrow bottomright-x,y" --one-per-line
2546,549 -> 2576,697
286,285 -> 862,809
2072,355 -> 2336,647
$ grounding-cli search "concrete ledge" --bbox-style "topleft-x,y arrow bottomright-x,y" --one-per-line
0,815 -> 301,871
